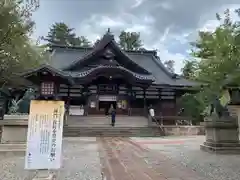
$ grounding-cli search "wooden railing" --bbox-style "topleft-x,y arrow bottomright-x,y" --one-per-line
153,116 -> 193,126
150,115 -> 165,135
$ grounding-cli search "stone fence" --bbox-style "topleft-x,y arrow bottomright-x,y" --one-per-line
162,125 -> 205,136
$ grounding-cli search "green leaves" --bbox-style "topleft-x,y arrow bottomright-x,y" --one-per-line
181,60 -> 198,79
45,22 -> 91,47
178,93 -> 206,123
180,8 -> 240,121
186,8 -> 240,90
0,0 -> 45,87
164,60 -> 175,73
118,31 -> 143,50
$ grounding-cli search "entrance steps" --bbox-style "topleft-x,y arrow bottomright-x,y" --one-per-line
63,126 -> 164,137
64,115 -> 164,137
66,115 -> 148,127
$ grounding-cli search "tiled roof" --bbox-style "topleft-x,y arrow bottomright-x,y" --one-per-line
19,64 -> 74,85
39,31 -> 200,87
66,65 -> 155,81
48,46 -> 198,87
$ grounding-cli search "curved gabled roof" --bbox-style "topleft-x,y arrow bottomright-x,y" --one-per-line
66,65 -> 154,81
46,33 -> 199,87
19,64 -> 74,85
62,33 -> 151,74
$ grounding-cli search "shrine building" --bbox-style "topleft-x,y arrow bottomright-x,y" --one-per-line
20,31 -> 198,117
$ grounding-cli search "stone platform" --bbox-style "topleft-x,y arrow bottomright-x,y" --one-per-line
0,115 -> 28,154
200,117 -> 240,154
200,142 -> 240,154
0,119 -> 28,144
65,115 -> 204,136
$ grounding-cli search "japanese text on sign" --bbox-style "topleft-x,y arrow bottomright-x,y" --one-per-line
25,100 -> 65,170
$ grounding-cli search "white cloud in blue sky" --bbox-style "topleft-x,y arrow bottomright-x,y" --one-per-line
31,0 -> 240,74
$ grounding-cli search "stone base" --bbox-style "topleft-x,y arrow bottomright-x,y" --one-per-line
32,174 -> 56,180
32,171 -> 56,180
0,143 -> 26,155
200,141 -> 240,154
0,120 -> 28,143
201,116 -> 240,154
1,125 -> 27,143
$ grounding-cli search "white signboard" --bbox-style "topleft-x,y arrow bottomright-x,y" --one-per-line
99,95 -> 117,101
25,100 -> 65,170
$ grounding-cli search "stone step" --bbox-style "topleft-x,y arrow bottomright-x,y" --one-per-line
67,116 -> 149,127
63,127 -> 164,137
0,143 -> 26,154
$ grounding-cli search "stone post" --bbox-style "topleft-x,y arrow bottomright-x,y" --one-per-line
200,114 -> 240,154
228,105 -> 240,132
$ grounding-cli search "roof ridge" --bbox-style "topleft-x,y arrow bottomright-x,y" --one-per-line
62,34 -> 152,75
50,44 -> 157,54
50,44 -> 92,50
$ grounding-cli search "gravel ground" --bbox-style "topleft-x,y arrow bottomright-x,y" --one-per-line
0,137 -> 102,180
1,136 -> 240,180
131,136 -> 240,180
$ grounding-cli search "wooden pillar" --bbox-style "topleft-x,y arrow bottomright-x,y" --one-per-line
158,88 -> 163,125
143,87 -> 147,116
63,85 -> 70,126
67,85 -> 70,111
66,85 -> 71,117
84,85 -> 89,116
127,85 -> 132,116
53,82 -> 58,100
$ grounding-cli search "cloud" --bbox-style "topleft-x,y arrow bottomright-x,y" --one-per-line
32,0 -> 240,74
157,1 -> 173,10
131,0 -> 146,8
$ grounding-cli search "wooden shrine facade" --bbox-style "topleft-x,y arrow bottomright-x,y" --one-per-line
19,31 -> 198,117
56,83 -> 186,116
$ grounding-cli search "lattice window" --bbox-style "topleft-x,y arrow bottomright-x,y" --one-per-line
41,82 -> 55,95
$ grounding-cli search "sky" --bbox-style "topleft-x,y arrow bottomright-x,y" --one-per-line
31,0 -> 240,74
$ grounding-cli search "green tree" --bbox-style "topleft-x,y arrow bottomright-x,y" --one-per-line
45,22 -> 76,46
193,9 -> 240,93
0,0 -> 45,88
164,60 -> 175,73
179,8 -> 240,121
73,36 -> 91,47
181,60 -> 198,79
119,31 -> 143,50
45,22 -> 91,47
178,93 -> 205,124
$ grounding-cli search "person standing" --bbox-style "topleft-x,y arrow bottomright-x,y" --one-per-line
111,108 -> 116,127
149,105 -> 155,119
109,104 -> 116,127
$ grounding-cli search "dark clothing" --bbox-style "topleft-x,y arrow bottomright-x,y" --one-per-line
111,110 -> 116,126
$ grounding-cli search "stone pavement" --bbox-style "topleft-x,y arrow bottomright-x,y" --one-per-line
0,137 -> 102,180
0,136 -> 240,179
98,137 -> 205,180
130,136 -> 240,180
